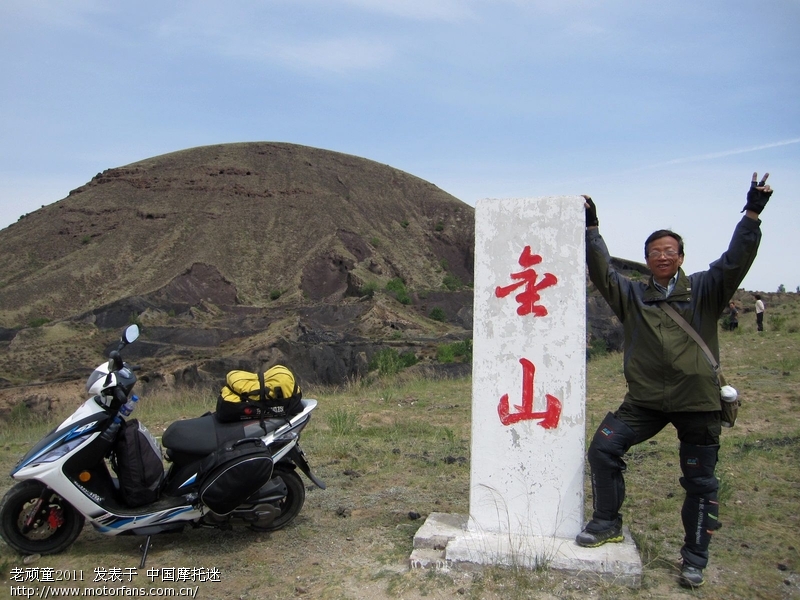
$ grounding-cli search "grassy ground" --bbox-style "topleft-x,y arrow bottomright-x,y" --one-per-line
1,306 -> 799,599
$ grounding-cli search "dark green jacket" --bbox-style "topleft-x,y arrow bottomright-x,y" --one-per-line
586,216 -> 761,412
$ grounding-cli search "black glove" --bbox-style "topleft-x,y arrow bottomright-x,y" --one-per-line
742,172 -> 772,214
583,195 -> 599,227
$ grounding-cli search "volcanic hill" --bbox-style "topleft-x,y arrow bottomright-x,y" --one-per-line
0,142 -> 475,394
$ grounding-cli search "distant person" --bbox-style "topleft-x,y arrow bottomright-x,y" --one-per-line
578,172 -> 773,589
728,302 -> 739,331
755,294 -> 765,331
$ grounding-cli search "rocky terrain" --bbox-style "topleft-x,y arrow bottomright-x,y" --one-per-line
0,143 -> 480,411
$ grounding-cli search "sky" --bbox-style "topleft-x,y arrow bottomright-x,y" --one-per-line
1,0 -> 798,293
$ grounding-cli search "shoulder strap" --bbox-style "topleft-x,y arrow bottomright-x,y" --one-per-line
258,371 -> 266,403
658,301 -> 727,386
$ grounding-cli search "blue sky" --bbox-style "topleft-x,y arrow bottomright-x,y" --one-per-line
1,0 -> 798,293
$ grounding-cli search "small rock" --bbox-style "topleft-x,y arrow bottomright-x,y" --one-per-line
336,506 -> 352,518
408,511 -> 421,520
778,563 -> 788,571
23,554 -> 41,564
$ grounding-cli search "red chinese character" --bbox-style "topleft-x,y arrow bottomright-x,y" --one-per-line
495,246 -> 558,316
497,358 -> 562,428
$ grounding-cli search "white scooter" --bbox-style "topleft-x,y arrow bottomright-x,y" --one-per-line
0,325 -> 325,566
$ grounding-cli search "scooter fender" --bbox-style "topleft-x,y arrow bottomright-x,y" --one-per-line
286,445 -> 326,490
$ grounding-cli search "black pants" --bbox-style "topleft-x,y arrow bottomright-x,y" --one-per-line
586,402 -> 721,568
757,312 -> 764,331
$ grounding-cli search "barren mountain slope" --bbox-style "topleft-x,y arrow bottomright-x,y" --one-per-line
0,142 -> 473,329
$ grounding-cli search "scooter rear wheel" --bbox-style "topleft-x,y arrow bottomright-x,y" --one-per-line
0,480 -> 85,555
249,467 -> 305,532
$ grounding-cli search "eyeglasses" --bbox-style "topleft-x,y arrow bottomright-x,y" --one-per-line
647,250 -> 680,260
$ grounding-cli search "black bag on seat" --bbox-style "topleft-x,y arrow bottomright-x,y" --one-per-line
112,419 -> 165,507
199,438 -> 274,515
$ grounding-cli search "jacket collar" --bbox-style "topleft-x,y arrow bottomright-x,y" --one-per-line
644,268 -> 692,303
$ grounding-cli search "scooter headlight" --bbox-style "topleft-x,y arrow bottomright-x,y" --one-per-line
18,435 -> 92,470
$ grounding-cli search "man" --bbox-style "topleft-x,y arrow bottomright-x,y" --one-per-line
578,173 -> 773,589
755,294 -> 765,331
728,301 -> 739,331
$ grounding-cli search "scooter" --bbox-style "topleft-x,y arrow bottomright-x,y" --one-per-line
0,324 -> 325,565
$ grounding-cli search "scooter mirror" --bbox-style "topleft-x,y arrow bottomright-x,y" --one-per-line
123,324 -> 140,345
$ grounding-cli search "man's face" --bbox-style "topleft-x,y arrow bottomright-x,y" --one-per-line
645,236 -> 684,285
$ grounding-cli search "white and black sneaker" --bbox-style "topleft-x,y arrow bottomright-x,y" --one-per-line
679,562 -> 705,588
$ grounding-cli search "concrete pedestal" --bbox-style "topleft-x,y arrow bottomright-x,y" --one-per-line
410,512 -> 642,587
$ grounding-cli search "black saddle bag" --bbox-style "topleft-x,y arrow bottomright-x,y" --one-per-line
198,438 -> 274,515
112,419 -> 164,507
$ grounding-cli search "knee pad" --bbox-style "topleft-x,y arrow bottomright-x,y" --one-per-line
679,443 -> 719,497
587,412 -> 637,523
588,412 -> 637,473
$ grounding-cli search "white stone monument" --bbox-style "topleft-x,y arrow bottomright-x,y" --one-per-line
411,196 -> 642,585
470,195 -> 586,540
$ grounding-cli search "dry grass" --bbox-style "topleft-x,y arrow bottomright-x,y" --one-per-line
1,309 -> 800,599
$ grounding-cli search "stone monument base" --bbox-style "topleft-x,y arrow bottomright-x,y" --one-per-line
410,512 -> 642,588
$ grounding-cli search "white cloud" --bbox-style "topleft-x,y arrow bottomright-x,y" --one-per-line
632,139 -> 800,172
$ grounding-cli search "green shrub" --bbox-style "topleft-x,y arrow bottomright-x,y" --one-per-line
436,340 -> 472,364
270,289 -> 282,300
769,314 -> 787,331
430,307 -> 446,322
386,278 -> 405,294
359,281 -> 378,298
386,278 -> 411,305
435,221 -> 444,232
369,348 -> 418,376
442,273 -> 463,291
587,338 -> 608,361
27,317 -> 50,328
437,345 -> 456,364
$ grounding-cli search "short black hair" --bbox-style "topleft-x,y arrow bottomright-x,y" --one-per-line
644,229 -> 684,258
755,294 -> 762,300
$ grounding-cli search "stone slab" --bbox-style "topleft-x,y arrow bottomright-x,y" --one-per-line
411,512 -> 642,588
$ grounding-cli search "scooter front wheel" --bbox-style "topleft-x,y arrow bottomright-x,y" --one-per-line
0,480 -> 85,555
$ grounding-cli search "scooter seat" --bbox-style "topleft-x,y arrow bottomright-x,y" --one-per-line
162,413 -> 283,456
